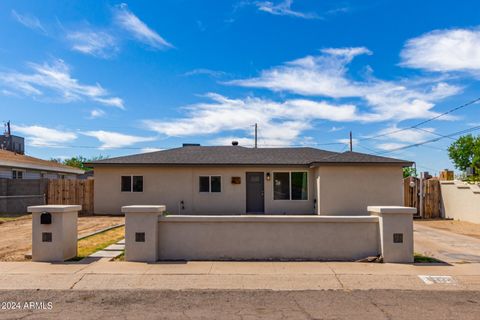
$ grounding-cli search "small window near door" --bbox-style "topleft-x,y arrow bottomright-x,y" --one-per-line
199,176 -> 221,193
273,172 -> 308,200
273,172 -> 290,200
291,172 -> 308,200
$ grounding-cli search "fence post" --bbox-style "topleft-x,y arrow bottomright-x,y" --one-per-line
122,205 -> 166,262
369,206 -> 416,263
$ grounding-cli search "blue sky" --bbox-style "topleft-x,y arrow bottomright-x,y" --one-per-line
1,0 -> 480,174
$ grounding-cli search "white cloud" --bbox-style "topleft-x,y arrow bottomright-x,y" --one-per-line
0,59 -> 124,108
143,93 -> 377,147
255,0 -> 318,19
81,130 -> 156,149
114,3 -> 173,49
228,47 -> 462,122
67,30 -> 118,58
329,126 -> 344,132
11,10 -> 47,34
400,27 -> 480,72
183,69 -> 227,78
374,125 -> 437,144
376,143 -> 408,151
89,109 -> 106,119
12,125 -> 77,147
140,147 -> 163,153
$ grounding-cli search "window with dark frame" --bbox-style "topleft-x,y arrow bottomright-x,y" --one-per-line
273,172 -> 308,200
133,176 -> 143,192
273,172 -> 290,200
121,175 -> 143,192
199,176 -> 221,193
121,176 -> 132,192
12,170 -> 23,180
211,176 -> 221,192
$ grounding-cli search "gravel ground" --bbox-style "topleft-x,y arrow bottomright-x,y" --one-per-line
0,215 -> 124,261
0,289 -> 479,319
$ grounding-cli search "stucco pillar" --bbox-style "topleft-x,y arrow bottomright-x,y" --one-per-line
122,205 -> 166,262
368,206 -> 416,263
28,205 -> 81,262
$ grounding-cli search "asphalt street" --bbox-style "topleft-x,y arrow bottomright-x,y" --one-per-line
0,289 -> 479,320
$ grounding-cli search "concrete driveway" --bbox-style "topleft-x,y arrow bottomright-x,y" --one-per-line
414,222 -> 480,263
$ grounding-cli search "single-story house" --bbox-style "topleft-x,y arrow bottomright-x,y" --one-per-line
0,149 -> 84,179
87,145 -> 412,215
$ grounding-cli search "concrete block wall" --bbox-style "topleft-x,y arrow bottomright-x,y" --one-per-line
0,178 -> 48,213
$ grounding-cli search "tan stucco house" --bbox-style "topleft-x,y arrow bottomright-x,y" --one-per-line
0,149 -> 84,179
87,145 -> 412,216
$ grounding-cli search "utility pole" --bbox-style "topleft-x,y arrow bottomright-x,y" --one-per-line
349,131 -> 353,152
254,123 -> 258,148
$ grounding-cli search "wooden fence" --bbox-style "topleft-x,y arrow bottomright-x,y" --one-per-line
403,177 -> 441,218
46,179 -> 94,215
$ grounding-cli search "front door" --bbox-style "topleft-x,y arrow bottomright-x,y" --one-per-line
246,172 -> 264,213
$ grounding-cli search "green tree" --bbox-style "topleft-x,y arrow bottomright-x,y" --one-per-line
55,155 -> 109,171
403,166 -> 417,178
447,134 -> 480,171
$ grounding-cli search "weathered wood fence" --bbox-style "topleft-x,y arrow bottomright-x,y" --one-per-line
403,177 -> 441,218
46,179 -> 94,215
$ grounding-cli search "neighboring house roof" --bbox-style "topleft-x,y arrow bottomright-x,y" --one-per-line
0,149 -> 84,174
86,146 -> 413,167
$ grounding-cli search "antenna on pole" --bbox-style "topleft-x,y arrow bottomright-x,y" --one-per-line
349,131 -> 353,152
254,123 -> 258,149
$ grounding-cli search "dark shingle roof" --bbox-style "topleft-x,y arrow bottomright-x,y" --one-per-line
87,146 -> 412,167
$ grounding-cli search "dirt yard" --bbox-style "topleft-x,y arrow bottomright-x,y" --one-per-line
0,215 -> 124,261
415,219 -> 480,240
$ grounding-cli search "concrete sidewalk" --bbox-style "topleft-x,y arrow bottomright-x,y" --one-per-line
1,260 -> 480,291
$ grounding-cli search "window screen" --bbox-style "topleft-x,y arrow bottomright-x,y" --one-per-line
291,172 -> 308,200
211,176 -> 221,192
199,176 -> 210,192
133,176 -> 143,192
121,176 -> 132,192
273,172 -> 290,200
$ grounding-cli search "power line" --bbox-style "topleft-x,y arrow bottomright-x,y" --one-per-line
359,96 -> 480,142
376,125 -> 480,155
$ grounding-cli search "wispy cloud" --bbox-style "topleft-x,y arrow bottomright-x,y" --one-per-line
329,126 -> 344,132
12,125 -> 77,147
143,93 -> 377,146
400,27 -> 480,73
140,147 -> 163,153
255,0 -> 318,19
88,109 -> 106,119
183,68 -> 227,78
113,3 -> 173,50
228,47 -> 462,122
67,30 -> 119,58
81,130 -> 156,149
0,59 -> 124,108
11,10 -> 47,34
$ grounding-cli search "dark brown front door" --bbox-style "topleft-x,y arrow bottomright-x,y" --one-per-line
246,172 -> 264,213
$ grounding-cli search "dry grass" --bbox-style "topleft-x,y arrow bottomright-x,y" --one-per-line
0,213 -> 30,224
74,226 -> 125,260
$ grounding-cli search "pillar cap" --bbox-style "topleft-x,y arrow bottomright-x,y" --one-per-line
368,206 -> 416,214
28,205 -> 82,213
121,205 -> 166,213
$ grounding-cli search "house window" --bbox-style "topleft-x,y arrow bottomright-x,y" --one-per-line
121,176 -> 143,192
273,172 -> 308,200
199,176 -> 221,193
12,170 -> 23,180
